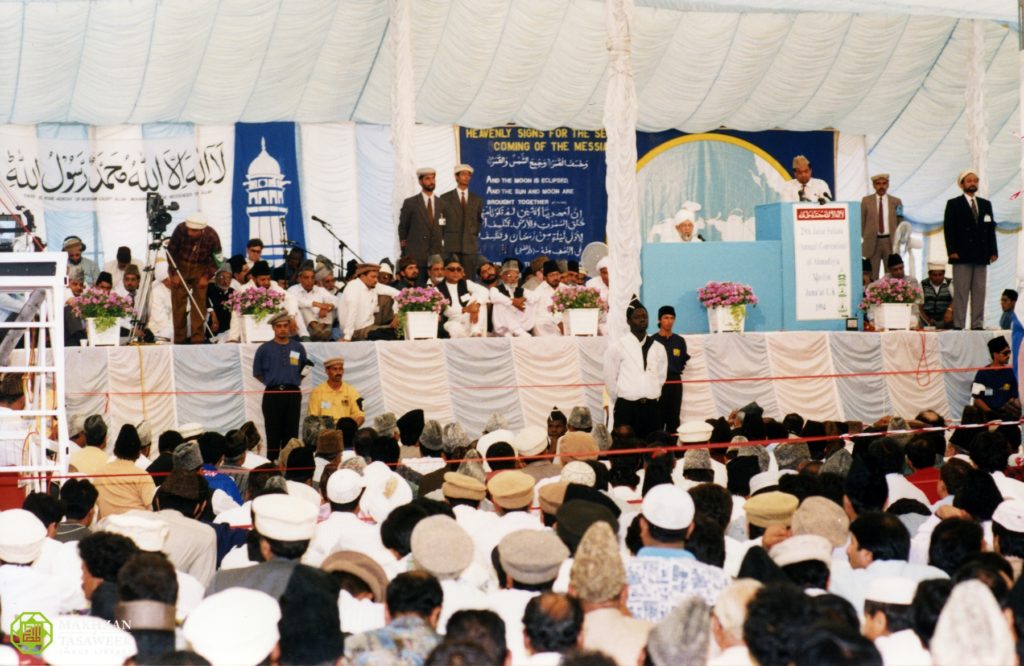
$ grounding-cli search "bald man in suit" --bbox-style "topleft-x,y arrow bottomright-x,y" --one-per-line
861,173 -> 902,281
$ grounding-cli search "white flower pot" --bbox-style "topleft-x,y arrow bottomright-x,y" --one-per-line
707,305 -> 746,333
405,311 -> 438,340
564,308 -> 600,336
85,318 -> 120,346
873,303 -> 912,331
242,314 -> 275,343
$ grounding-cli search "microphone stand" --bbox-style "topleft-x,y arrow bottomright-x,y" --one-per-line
312,216 -> 365,266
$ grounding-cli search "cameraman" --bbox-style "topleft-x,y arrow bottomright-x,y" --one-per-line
167,212 -> 221,344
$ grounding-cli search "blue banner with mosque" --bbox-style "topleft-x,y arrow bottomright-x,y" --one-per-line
231,122 -> 305,259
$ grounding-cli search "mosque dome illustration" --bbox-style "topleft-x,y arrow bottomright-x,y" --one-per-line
244,137 -> 291,254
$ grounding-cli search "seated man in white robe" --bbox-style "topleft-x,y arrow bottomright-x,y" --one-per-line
532,260 -> 565,337
147,262 -> 178,343
287,260 -> 335,341
490,259 -> 536,337
436,255 -> 488,338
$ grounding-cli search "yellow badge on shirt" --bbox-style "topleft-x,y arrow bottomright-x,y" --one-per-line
289,351 -> 300,366
673,349 -> 681,357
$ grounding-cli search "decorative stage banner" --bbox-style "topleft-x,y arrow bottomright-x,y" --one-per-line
231,123 -> 305,258
458,127 -> 607,261
636,129 -> 835,243
792,204 -> 853,320
0,127 -> 229,213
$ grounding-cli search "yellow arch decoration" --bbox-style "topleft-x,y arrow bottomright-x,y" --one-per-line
636,133 -> 791,180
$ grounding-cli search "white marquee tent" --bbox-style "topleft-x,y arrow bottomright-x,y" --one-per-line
0,0 -> 1021,323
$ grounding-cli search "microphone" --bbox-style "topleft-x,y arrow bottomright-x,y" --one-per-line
818,191 -> 833,205
798,186 -> 807,202
312,215 -> 328,226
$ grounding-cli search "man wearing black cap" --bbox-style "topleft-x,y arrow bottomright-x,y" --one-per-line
436,255 -> 488,338
972,335 -> 1020,425
103,246 -> 133,289
532,260 -> 564,336
253,312 -> 309,460
604,300 -> 668,438
653,306 -> 689,435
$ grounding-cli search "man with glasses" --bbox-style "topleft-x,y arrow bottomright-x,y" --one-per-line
245,238 -> 264,270
436,255 -> 488,338
972,336 -> 1020,442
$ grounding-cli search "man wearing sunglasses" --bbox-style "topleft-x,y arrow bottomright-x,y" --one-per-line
436,255 -> 488,338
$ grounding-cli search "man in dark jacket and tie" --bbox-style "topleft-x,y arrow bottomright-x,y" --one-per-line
439,163 -> 485,278
398,167 -> 443,274
943,169 -> 997,330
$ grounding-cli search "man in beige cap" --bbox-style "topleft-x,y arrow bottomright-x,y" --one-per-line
207,493 -> 318,600
439,163 -> 484,278
571,522 -> 653,666
944,168 -> 997,329
308,357 -> 364,424
861,173 -> 904,280
781,155 -> 831,203
166,211 -> 222,343
398,167 -> 443,273
919,260 -> 953,328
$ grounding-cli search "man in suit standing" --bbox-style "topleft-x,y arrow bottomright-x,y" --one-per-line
861,173 -> 902,280
439,164 -> 484,279
398,167 -> 443,274
944,169 -> 997,330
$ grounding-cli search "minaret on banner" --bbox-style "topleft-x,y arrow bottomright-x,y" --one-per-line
244,137 -> 291,259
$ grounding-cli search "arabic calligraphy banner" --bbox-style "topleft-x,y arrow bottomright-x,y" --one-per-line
1,128 -> 229,213
458,127 -> 607,261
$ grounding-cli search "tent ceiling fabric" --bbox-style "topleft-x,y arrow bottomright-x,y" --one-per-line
1,0 -> 1020,222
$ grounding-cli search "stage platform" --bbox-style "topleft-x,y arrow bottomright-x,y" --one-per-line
61,330 -> 1002,445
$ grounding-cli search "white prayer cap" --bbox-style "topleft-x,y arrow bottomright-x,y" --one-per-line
865,577 -> 918,605
101,513 -> 169,552
993,499 -> 1024,532
184,588 -> 281,666
0,509 -> 46,564
361,472 -> 413,523
477,428 -> 515,472
596,256 -> 610,271
252,493 -> 318,541
416,167 -> 436,177
678,420 -> 713,444
326,469 -> 364,504
673,207 -> 696,224
561,461 -> 597,487
927,261 -> 946,272
361,460 -> 393,487
184,212 -> 208,230
67,413 -> 86,438
770,534 -> 833,568
642,484 -> 695,531
44,614 -> 137,665
513,425 -> 547,457
749,470 -> 780,495
957,169 -> 979,186
870,173 -> 890,182
379,259 -> 394,276
453,163 -> 474,174
285,479 -> 322,509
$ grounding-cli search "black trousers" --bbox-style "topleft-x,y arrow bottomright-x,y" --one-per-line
614,396 -> 661,439
262,385 -> 301,461
659,373 -> 682,435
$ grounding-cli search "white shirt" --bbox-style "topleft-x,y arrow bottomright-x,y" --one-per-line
438,280 -> 489,337
875,629 -> 932,666
287,283 -> 335,328
604,333 -> 668,402
885,473 -> 931,508
302,511 -> 388,568
531,282 -> 563,336
147,280 -> 174,341
338,277 -> 378,341
490,282 -> 537,337
781,177 -> 832,203
829,559 -> 947,615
